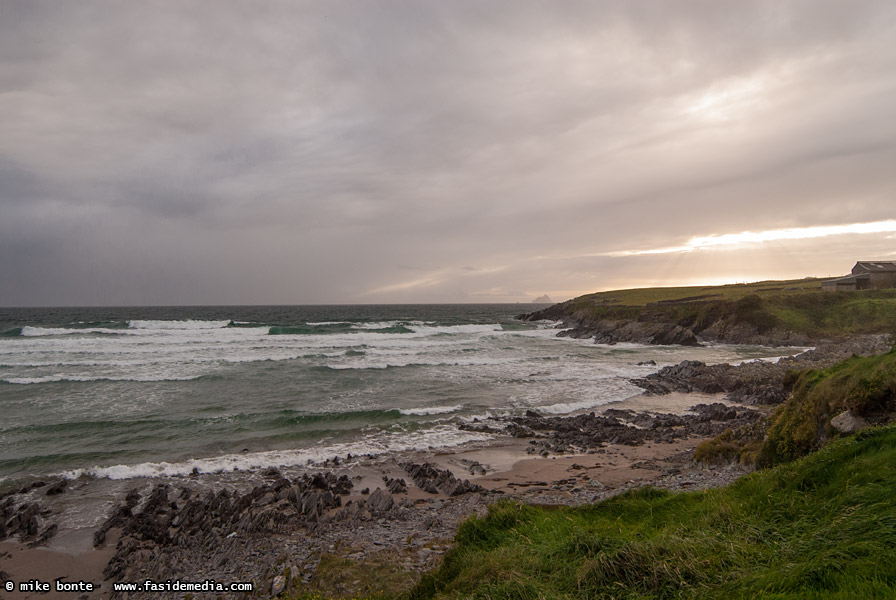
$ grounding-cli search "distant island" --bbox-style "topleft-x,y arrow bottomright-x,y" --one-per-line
531,294 -> 552,303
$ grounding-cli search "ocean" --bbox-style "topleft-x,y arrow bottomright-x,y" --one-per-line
0,304 -> 801,487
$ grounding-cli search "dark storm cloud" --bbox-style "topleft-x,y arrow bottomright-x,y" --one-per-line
1,0 -> 895,304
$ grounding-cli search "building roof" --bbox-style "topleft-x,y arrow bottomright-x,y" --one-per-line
822,273 -> 871,286
854,261 -> 896,272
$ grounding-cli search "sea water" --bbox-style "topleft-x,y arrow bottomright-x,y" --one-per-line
0,305 -> 802,486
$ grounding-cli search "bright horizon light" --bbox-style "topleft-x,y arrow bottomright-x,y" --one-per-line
604,220 -> 896,257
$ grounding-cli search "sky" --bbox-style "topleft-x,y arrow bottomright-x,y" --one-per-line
1,0 -> 895,306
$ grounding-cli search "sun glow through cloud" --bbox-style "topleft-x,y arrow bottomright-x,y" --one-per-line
604,220 -> 896,257
683,74 -> 774,122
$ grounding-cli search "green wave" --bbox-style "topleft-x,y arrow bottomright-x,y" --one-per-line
226,320 -> 266,328
70,320 -> 129,329
267,408 -> 402,427
367,325 -> 414,334
500,322 -> 536,331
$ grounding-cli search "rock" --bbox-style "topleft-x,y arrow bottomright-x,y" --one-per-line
830,410 -> 870,434
459,423 -> 501,434
401,463 -> 486,496
467,462 -> 486,476
505,423 -> 535,438
637,360 -> 657,366
271,575 -> 286,596
690,403 -> 738,422
27,523 -> 57,548
44,479 -> 68,496
383,477 -> 408,494
367,488 -> 394,513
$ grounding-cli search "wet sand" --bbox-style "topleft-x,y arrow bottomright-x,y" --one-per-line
0,392 -> 743,598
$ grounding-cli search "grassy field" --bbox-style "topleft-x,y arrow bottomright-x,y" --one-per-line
551,278 -> 896,339
409,426 -> 896,600
567,277 -> 827,307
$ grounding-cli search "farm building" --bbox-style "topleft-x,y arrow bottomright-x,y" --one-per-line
822,261 -> 896,291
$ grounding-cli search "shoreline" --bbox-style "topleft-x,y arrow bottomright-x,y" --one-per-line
1,391 -> 750,599
2,335 -> 890,598
0,336 -> 890,600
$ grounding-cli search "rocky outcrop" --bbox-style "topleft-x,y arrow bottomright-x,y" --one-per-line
505,403 -> 763,456
90,464 -> 495,597
401,462 -> 486,496
558,320 -> 702,346
1,485 -> 59,547
631,335 -> 893,405
631,360 -> 788,404
382,476 -> 408,494
97,470 -> 354,592
519,296 -> 816,347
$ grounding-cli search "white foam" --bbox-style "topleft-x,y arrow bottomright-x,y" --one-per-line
20,326 -> 120,337
61,425 -> 495,480
397,405 -> 463,416
127,320 -> 231,330
2,374 -> 203,384
410,323 -> 502,335
324,356 -> 513,370
537,398 -> 619,414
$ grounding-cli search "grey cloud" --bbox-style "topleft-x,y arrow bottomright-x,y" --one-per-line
1,1 -> 895,304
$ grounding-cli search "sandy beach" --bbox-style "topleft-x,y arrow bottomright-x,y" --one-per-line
0,391 -> 757,599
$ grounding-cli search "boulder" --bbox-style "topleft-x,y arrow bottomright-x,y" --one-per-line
830,410 -> 870,435
44,479 -> 68,496
367,488 -> 394,513
271,575 -> 286,596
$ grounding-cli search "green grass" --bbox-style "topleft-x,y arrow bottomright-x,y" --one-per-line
409,426 -> 896,599
756,349 -> 896,468
567,277 -> 826,307
550,279 -> 896,339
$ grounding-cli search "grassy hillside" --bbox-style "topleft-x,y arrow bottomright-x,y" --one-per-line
410,426 -> 896,600
756,348 -> 896,467
694,348 -> 896,468
541,278 -> 896,339
567,277 -> 827,306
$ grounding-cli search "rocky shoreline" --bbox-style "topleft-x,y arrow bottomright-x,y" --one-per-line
0,395 -> 763,600
2,334 -> 892,599
630,334 -> 892,403
519,299 -> 832,347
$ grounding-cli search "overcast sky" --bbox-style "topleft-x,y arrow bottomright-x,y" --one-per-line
2,1 -> 895,305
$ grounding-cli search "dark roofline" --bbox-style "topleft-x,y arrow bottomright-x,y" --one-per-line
854,261 -> 896,271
